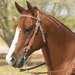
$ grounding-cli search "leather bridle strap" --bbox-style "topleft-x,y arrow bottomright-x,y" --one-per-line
37,11 -> 46,43
23,11 -> 46,52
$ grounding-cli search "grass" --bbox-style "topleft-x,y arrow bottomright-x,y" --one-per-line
0,65 -> 47,75
0,65 -> 31,75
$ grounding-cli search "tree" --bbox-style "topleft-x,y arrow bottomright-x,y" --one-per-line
0,0 -> 14,47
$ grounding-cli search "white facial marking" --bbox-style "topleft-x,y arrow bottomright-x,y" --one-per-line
6,26 -> 21,65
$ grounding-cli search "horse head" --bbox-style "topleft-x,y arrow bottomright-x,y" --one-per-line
6,1 -> 46,68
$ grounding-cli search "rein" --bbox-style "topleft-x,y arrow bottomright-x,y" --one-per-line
20,62 -> 46,71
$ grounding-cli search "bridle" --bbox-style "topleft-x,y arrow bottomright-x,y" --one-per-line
19,10 -> 47,71
21,11 -> 46,57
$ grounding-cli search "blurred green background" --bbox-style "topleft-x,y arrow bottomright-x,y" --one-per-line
0,0 -> 75,75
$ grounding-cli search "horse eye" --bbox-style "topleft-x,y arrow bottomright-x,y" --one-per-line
25,29 -> 31,32
24,28 -> 33,34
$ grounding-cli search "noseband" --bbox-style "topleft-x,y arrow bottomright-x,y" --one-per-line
21,11 -> 46,56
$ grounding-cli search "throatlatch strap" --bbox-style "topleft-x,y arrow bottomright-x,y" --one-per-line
36,11 -> 46,43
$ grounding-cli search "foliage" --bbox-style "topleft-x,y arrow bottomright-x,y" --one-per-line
0,0 -> 26,47
0,0 -> 14,47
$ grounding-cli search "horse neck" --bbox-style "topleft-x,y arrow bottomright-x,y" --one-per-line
40,12 -> 71,32
40,11 -> 74,40
40,11 -> 75,71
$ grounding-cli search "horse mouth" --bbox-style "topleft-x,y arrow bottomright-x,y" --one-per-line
12,63 -> 24,68
12,49 -> 31,68
12,57 -> 27,68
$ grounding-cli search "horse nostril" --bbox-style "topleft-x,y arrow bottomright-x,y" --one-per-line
11,57 -> 16,63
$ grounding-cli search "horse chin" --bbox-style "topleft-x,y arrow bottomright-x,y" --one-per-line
12,57 -> 25,68
12,53 -> 31,68
13,63 -> 24,68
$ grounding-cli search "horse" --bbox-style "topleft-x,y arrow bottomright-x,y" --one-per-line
6,1 -> 75,75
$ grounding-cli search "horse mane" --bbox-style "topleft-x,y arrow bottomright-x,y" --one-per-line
40,10 -> 72,33
47,14 -> 72,32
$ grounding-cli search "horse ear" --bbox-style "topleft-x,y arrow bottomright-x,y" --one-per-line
26,1 -> 33,10
15,2 -> 26,14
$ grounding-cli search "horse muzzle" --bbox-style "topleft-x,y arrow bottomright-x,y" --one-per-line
6,55 -> 26,68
